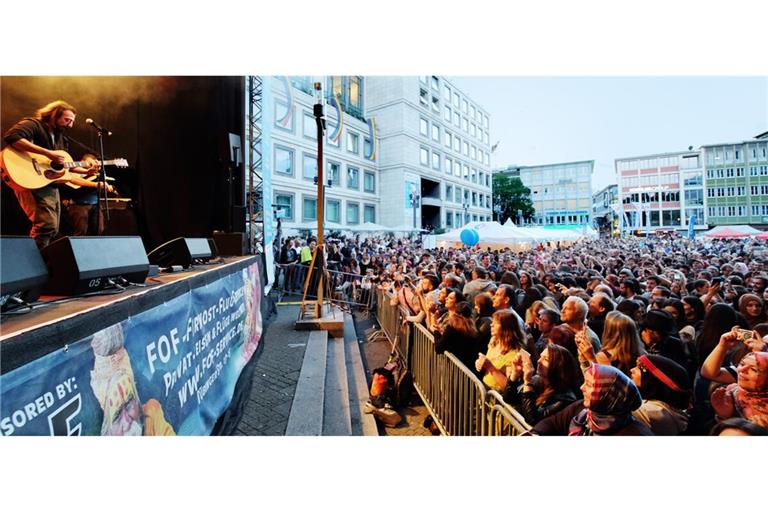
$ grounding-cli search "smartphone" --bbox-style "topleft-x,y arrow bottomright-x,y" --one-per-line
736,329 -> 754,342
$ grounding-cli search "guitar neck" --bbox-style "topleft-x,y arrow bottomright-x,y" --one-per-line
64,159 -> 120,169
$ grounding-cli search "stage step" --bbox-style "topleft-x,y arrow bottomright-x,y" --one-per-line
344,312 -> 378,437
323,336 -> 353,435
286,330 -> 328,436
285,313 -> 377,436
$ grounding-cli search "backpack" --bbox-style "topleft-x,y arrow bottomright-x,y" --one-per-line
383,353 -> 414,409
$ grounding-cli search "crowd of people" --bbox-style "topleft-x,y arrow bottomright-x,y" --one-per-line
275,231 -> 768,436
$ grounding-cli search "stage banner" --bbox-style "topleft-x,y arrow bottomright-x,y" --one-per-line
0,263 -> 262,436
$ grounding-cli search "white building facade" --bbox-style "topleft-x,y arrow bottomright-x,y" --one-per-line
616,150 -> 706,233
365,76 -> 493,230
270,76 -> 380,231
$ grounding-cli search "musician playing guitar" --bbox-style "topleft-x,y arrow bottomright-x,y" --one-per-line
1,100 -> 113,249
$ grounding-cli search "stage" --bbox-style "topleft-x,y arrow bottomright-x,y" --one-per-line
0,256 -> 264,436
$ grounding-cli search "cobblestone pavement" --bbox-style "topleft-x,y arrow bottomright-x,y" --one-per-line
234,297 -> 433,436
234,302 -> 308,436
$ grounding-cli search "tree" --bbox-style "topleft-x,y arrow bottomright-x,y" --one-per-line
492,173 -> 535,224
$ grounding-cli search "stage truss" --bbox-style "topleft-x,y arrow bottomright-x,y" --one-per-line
246,76 -> 263,253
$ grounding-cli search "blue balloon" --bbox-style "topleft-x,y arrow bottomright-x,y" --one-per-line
460,228 -> 480,246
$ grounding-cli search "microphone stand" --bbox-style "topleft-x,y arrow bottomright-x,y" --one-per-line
95,127 -> 110,226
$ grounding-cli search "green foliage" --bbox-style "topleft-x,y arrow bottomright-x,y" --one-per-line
492,174 -> 535,223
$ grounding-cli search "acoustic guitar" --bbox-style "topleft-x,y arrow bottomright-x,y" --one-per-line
0,147 -> 128,191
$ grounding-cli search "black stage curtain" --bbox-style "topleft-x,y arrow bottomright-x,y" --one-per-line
0,76 -> 245,252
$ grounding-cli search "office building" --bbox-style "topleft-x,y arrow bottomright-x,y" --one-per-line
496,160 -> 594,227
616,150 -> 706,233
702,133 -> 768,226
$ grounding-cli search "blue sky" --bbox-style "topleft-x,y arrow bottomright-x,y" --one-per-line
449,76 -> 768,191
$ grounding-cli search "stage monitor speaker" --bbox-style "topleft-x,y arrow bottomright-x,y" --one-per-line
1,237 -> 48,306
40,236 -> 150,296
147,237 -> 212,268
213,232 -> 247,256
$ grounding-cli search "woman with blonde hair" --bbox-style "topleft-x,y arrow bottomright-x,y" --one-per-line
577,310 -> 645,377
475,309 -> 527,391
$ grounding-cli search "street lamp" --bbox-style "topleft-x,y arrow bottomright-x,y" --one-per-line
410,192 -> 420,229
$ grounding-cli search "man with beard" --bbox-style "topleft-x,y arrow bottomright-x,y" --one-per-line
2,100 -> 108,249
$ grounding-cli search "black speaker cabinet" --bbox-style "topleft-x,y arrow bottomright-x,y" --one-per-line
213,232 -> 247,256
1,236 -> 49,306
147,237 -> 212,268
40,236 -> 150,295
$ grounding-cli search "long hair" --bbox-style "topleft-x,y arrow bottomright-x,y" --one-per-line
695,302 -> 740,366
599,311 -> 645,375
499,271 -> 520,288
525,300 -> 548,326
490,309 -> 524,354
35,100 -> 76,124
538,343 -> 580,406
450,302 -> 479,337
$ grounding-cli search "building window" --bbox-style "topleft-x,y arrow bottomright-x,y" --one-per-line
303,112 -> 316,139
472,191 -> 477,206
463,141 -> 469,156
274,192 -> 294,221
327,161 -> 341,186
420,147 -> 429,166
364,171 -> 375,193
274,101 -> 293,132
443,84 -> 451,101
462,116 -> 468,132
432,152 -> 441,170
420,118 -> 428,136
453,110 -> 460,127
444,131 -> 452,148
364,137 -> 372,157
347,132 -> 359,155
463,164 -> 469,180
327,199 -> 341,223
348,76 -> 361,111
444,106 -> 451,122
347,202 -> 360,224
453,92 -> 460,108
419,88 -> 429,108
275,146 -> 294,176
453,135 -> 460,153
446,210 -> 453,227
302,154 -> 317,180
364,204 -> 376,223
471,145 -> 477,161
347,167 -> 360,189
455,187 -> 462,203
446,157 -> 453,175
471,168 -> 477,183
432,123 -> 440,142
462,98 -> 468,113
446,183 -> 453,201
302,196 -> 318,221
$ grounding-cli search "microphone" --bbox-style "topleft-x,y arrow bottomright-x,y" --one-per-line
85,118 -> 112,136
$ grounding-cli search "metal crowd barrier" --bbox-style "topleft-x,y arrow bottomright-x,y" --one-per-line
486,390 -> 533,435
373,288 -> 532,436
275,264 -> 374,310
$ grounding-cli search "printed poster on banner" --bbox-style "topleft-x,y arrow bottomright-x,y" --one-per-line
0,263 -> 262,436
